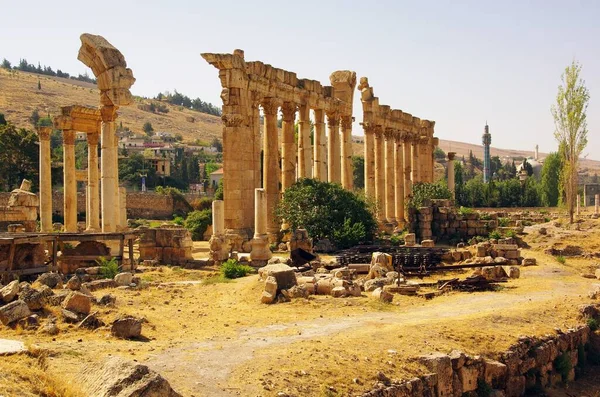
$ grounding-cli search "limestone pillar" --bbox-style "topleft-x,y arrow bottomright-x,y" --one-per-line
577,194 -> 580,215
363,125 -> 375,201
411,138 -> 420,184
447,152 -> 456,200
403,137 -> 412,200
313,109 -> 327,181
374,127 -> 385,222
281,102 -> 297,191
38,126 -> 53,233
298,104 -> 312,179
100,106 -> 117,232
119,186 -> 127,229
86,131 -> 100,231
112,127 -> 122,230
595,194 -> 599,215
431,136 -> 439,183
209,200 -> 230,262
384,129 -> 396,225
251,100 -> 262,190
394,132 -> 405,227
341,116 -> 353,190
63,129 -> 77,233
327,112 -> 340,184
262,98 -> 281,242
251,188 -> 272,263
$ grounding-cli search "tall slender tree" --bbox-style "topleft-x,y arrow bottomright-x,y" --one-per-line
551,60 -> 590,223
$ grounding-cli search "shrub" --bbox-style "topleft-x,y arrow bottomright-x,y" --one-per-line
389,232 -> 406,245
489,230 -> 502,240
276,179 -> 377,248
173,215 -> 184,226
556,255 -> 566,264
504,229 -> 518,238
479,212 -> 492,220
498,217 -> 510,227
192,197 -> 213,211
184,209 -> 212,241
407,182 -> 452,209
97,257 -> 119,279
587,318 -> 599,331
458,206 -> 474,216
332,218 -> 366,249
221,259 -> 254,279
554,352 -> 572,382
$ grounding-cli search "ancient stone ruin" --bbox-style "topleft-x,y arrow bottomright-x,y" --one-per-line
0,180 -> 39,232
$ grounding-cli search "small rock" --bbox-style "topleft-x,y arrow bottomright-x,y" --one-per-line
62,291 -> 91,315
35,273 -> 63,289
522,258 -> 537,267
19,286 -> 46,311
98,294 -> 116,306
78,312 -> 105,329
0,300 -> 32,325
111,316 -> 142,339
376,371 -> 391,385
114,272 -> 133,287
0,280 -> 19,303
331,286 -> 347,298
65,276 -> 82,291
61,309 -> 80,323
261,291 -> 275,304
41,321 -> 59,335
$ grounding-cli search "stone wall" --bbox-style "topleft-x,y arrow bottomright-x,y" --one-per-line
364,324 -> 596,397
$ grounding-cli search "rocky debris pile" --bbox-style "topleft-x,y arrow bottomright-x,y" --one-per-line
138,226 -> 193,265
441,248 -> 473,263
80,356 -> 181,397
288,228 -> 313,253
468,242 -> 522,266
365,325 -> 592,397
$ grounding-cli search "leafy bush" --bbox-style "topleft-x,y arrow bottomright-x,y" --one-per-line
458,206 -> 474,216
556,255 -> 566,264
498,217 -> 510,227
221,259 -> 254,279
173,215 -> 184,226
389,231 -> 406,245
407,182 -> 452,209
184,209 -> 212,241
192,197 -> 213,211
504,229 -> 518,238
489,230 -> 502,240
156,186 -> 193,215
332,218 -> 366,249
214,179 -> 223,200
276,179 -> 377,247
554,352 -> 572,381
587,318 -> 599,331
479,212 -> 492,220
97,257 -> 119,279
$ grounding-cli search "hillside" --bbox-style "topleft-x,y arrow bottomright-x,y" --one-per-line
2,68 -> 599,175
0,68 -> 222,143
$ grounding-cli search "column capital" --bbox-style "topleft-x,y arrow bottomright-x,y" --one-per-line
100,105 -> 118,122
383,127 -> 395,141
325,111 -> 340,128
222,114 -> 245,127
280,102 -> 297,122
87,131 -> 100,146
38,126 -> 52,140
63,129 -> 76,145
447,152 -> 456,161
261,98 -> 281,116
340,115 -> 353,130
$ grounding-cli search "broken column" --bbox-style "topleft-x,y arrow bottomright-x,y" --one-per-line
411,117 -> 421,183
209,200 -> 230,262
251,188 -> 271,265
447,152 -> 456,200
86,130 -> 100,231
281,102 -> 297,191
363,124 -> 375,201
38,126 -> 52,233
403,133 -> 413,201
119,187 -> 127,230
100,106 -> 117,232
63,129 -> 77,233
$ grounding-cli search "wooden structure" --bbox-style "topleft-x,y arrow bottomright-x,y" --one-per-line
0,232 -> 136,282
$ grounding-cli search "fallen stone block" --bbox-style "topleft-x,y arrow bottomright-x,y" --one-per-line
83,279 -> 117,292
111,316 -> 142,339
522,258 -> 537,267
62,291 -> 91,315
0,300 -> 32,325
331,286 -> 347,298
114,272 -> 133,286
258,264 -> 297,290
0,280 -> 19,304
35,273 -> 63,289
261,291 -> 275,304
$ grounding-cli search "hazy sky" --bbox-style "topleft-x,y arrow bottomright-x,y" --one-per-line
2,0 -> 598,159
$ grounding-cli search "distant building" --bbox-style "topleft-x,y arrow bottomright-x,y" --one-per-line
148,158 -> 171,176
210,168 -> 223,189
516,157 -> 543,179
119,136 -> 146,149
584,184 -> 600,206
482,123 -> 492,183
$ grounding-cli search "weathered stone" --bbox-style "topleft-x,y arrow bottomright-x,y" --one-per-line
0,300 -> 31,325
505,375 -> 525,397
114,272 -> 133,286
98,294 -> 117,306
404,233 -> 416,246
0,280 -> 19,303
419,353 -> 453,397
260,291 -> 275,304
80,356 -> 181,397
19,286 -> 47,310
449,349 -> 466,369
62,291 -> 91,314
111,316 -> 142,339
65,275 -> 82,290
504,266 -> 520,279
264,276 -> 278,296
258,264 -> 297,290
83,279 -> 117,291
282,284 -> 309,299
484,359 -> 507,389
458,365 -> 479,392
0,338 -> 26,355
522,257 -> 537,266
78,312 -> 105,329
421,239 -> 435,247
35,273 -> 63,289
331,286 -> 347,298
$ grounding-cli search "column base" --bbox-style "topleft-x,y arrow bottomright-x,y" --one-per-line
209,234 -> 231,263
250,234 -> 272,264
224,229 -> 251,252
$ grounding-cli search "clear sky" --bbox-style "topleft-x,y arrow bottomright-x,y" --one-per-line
2,0 -> 598,159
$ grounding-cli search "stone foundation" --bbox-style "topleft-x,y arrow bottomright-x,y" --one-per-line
138,226 -> 193,265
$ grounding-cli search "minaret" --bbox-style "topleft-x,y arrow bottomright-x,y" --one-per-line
482,123 -> 492,183
535,144 -> 539,161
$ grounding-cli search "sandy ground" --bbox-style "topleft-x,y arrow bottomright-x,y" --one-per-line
1,217 -> 600,396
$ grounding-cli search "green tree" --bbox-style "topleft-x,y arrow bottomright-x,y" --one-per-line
29,109 -> 40,127
0,123 -> 39,191
211,137 -> 223,152
551,60 -> 590,223
119,153 -> 157,189
540,152 -> 562,207
276,179 -> 377,247
142,121 -> 154,136
37,79 -> 41,90
1,59 -> 11,69
352,155 -> 365,190
434,147 -> 446,160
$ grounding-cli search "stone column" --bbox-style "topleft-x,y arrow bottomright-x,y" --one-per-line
577,194 -> 580,215
251,100 -> 262,190
364,125 -> 375,201
251,188 -> 271,264
327,112 -> 340,184
209,200 -> 230,262
313,109 -> 326,181
411,138 -> 420,184
38,126 -> 53,233
86,130 -> 100,231
298,104 -> 311,179
100,105 -> 117,232
340,116 -> 354,190
113,126 -> 122,230
374,127 -> 385,222
262,98 -> 281,242
63,129 -> 77,233
394,132 -> 405,227
119,186 -> 127,229
281,102 -> 297,191
447,152 -> 456,200
595,194 -> 599,215
403,136 -> 412,200
384,129 -> 396,225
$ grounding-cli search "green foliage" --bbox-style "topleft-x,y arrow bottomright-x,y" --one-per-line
504,229 -> 517,238
173,215 -> 184,226
556,255 -> 566,264
332,218 -> 367,249
220,259 -> 254,279
498,217 -> 510,227
143,121 -> 154,136
457,174 -> 542,208
192,197 -> 213,211
489,230 -> 501,240
434,146 -> 446,160
458,206 -> 474,216
184,209 -> 212,241
118,153 -> 158,189
587,318 -> 599,331
0,122 -> 39,191
407,182 -> 452,209
352,155 -> 365,190
3,56 -> 96,83
541,152 -> 563,207
214,179 -> 223,200
276,179 -> 377,247
211,137 -> 223,152
156,90 -> 221,116
475,379 -> 493,397
97,257 -> 119,279
389,231 -> 406,245
0,113 -> 6,125
554,352 -> 572,382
